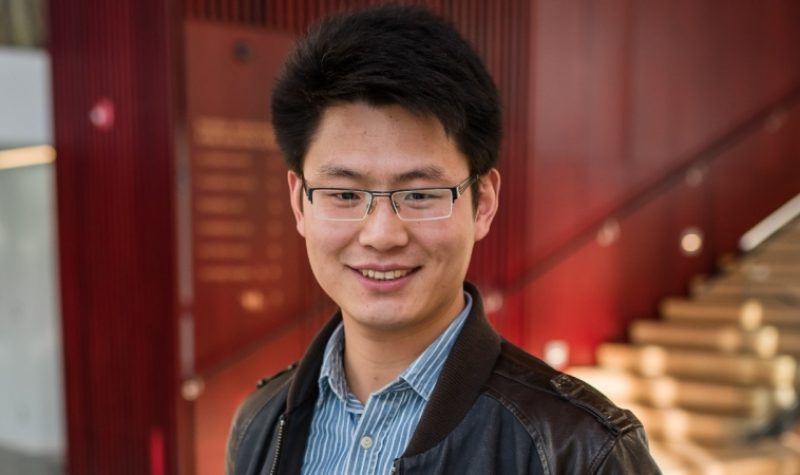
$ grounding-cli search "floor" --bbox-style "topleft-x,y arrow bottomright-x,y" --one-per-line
0,447 -> 62,475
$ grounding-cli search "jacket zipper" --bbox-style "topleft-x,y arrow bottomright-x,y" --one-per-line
269,415 -> 286,475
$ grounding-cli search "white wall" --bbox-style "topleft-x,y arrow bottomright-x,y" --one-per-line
0,47 -> 63,456
0,47 -> 51,147
0,163 -> 64,455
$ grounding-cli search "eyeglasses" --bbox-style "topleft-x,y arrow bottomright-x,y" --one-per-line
303,175 -> 477,222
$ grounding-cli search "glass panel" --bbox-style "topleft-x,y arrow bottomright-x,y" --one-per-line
0,0 -> 46,49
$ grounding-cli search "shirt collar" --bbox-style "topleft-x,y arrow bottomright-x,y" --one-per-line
318,323 -> 349,402
399,292 -> 472,401
318,292 -> 473,403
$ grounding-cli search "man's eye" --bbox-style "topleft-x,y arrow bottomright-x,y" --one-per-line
332,191 -> 361,201
404,191 -> 436,201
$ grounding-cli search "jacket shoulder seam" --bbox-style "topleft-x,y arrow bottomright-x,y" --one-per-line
492,368 -> 639,434
230,368 -> 295,469
493,345 -> 640,435
483,383 -> 621,475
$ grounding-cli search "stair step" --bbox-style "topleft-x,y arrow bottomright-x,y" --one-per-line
692,282 -> 800,301
626,403 -> 767,444
596,344 -> 797,387
724,259 -> 800,275
629,320 -> 779,356
660,298 -> 800,329
651,436 -> 800,475
691,271 -> 800,300
759,240 -> 800,253
569,367 -> 795,418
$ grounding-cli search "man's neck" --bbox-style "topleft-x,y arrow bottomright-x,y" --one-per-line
340,295 -> 466,404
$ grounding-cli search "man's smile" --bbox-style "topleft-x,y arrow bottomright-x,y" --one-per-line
359,269 -> 412,280
349,265 -> 421,282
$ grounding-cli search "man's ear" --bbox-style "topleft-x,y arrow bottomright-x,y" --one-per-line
287,171 -> 306,238
473,168 -> 501,242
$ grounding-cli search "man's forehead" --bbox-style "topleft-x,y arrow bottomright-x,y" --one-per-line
306,163 -> 452,185
300,102 -> 471,184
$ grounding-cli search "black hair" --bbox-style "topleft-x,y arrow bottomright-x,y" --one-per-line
271,4 -> 502,184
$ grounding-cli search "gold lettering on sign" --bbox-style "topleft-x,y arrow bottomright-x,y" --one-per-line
193,117 -> 277,151
196,174 -> 257,192
191,116 -> 288,293
197,219 -> 255,238
197,151 -> 253,169
196,243 -> 252,260
195,196 -> 247,215
199,265 -> 252,282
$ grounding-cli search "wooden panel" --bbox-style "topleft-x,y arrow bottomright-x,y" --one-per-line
50,0 -> 180,473
460,0 -> 532,340
502,169 -> 712,363
528,0 -> 800,267
182,21 -> 322,374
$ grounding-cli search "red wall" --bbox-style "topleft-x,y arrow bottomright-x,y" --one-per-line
50,0 -> 181,473
51,0 -> 800,473
491,0 -> 800,358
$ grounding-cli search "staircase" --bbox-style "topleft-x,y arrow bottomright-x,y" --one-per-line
571,214 -> 800,474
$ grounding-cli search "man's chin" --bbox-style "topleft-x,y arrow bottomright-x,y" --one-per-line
342,307 -> 417,332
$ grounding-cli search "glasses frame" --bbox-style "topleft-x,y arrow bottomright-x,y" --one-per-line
302,175 -> 478,222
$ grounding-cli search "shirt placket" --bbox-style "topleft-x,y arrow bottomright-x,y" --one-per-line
345,386 -> 410,474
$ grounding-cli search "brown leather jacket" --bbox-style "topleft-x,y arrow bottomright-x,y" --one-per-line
227,283 -> 661,474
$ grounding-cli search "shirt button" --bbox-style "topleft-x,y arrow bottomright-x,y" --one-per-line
360,435 -> 374,449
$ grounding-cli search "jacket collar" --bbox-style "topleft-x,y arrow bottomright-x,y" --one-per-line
403,282 -> 502,455
285,282 -> 503,455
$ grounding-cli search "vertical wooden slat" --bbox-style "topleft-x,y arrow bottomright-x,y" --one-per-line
52,0 -> 179,472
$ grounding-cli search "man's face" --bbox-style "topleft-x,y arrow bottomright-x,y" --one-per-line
288,102 -> 499,337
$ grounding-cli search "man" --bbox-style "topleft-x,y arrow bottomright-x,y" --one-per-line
227,5 -> 660,474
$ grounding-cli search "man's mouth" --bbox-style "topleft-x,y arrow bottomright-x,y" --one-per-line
359,268 -> 413,281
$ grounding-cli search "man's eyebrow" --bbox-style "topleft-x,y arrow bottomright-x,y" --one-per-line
394,166 -> 446,183
316,164 -> 364,179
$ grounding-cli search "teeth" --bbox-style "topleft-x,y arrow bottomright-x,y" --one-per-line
360,269 -> 411,281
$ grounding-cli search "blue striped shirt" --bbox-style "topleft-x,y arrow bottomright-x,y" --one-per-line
300,293 -> 473,475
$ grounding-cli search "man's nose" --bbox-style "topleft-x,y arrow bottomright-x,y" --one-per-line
358,196 -> 409,251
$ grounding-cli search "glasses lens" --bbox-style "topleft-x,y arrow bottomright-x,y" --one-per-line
394,189 -> 452,221
312,189 -> 369,221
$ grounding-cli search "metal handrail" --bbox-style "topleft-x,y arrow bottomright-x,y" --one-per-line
740,193 -> 800,252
